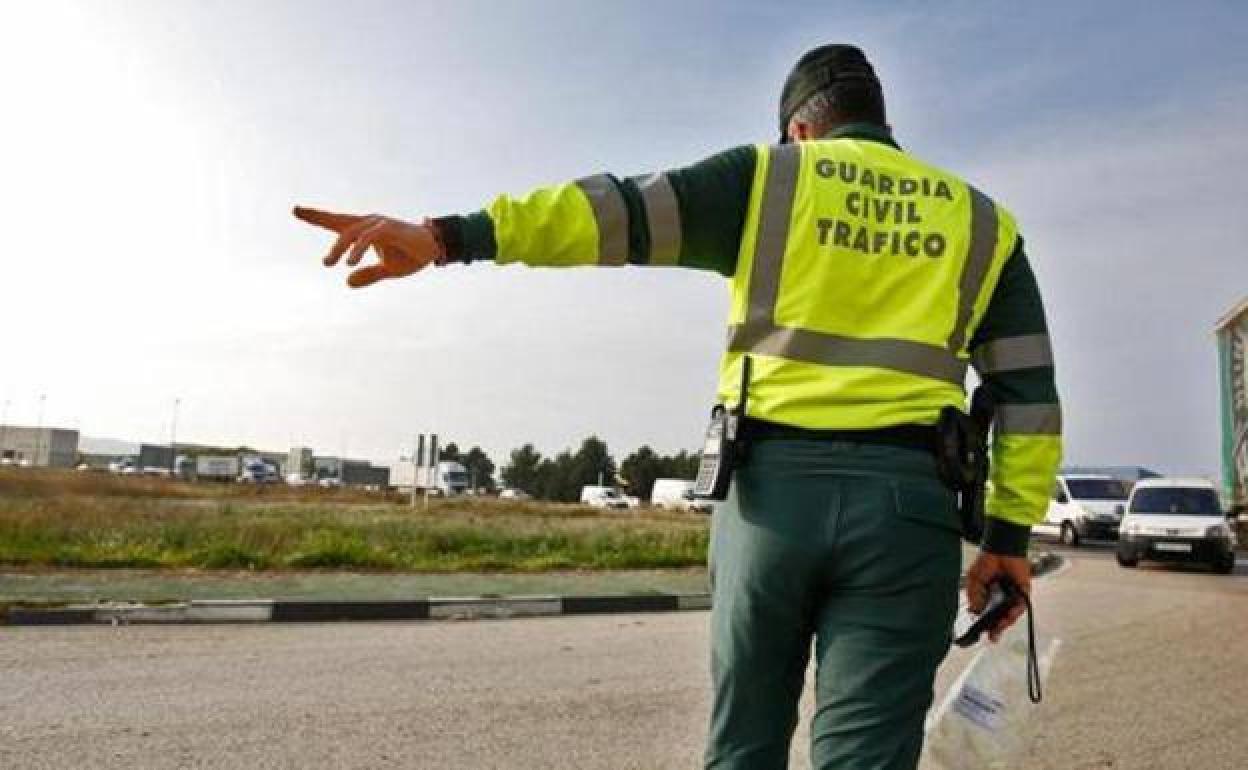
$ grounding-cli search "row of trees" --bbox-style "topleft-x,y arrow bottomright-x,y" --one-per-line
437,443 -> 496,493
441,437 -> 700,503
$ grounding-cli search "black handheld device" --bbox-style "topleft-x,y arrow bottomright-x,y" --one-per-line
693,357 -> 752,501
953,575 -> 1044,703
954,577 -> 1022,648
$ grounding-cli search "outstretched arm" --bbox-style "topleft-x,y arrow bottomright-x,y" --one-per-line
294,145 -> 759,287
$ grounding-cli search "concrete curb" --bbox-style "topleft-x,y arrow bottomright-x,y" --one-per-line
2,552 -> 1059,627
2,594 -> 713,627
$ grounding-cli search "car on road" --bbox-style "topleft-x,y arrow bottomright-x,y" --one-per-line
109,458 -> 138,475
498,487 -> 531,501
1034,474 -> 1132,546
1116,477 -> 1237,573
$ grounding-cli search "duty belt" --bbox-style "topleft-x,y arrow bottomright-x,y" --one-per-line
741,418 -> 940,455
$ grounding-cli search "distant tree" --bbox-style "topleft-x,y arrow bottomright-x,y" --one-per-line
532,458 -> 555,500
572,436 -> 616,492
621,445 -> 664,501
505,439 -> 683,503
462,446 -> 496,492
664,450 -> 701,480
439,442 -> 463,465
535,451 -> 577,502
501,444 -> 543,494
620,447 -> 701,501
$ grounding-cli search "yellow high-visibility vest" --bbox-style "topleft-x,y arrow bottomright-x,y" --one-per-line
718,139 -> 1019,429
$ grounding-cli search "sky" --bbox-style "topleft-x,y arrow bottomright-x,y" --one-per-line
1,0 -> 1245,476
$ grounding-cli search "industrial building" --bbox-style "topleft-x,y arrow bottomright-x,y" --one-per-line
287,447 -> 314,478
137,444 -> 175,471
1,423 -> 390,490
0,425 -> 80,468
313,456 -> 390,488
77,452 -> 120,471
1217,295 -> 1248,511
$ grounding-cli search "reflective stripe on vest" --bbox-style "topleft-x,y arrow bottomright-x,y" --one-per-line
633,173 -> 682,266
575,174 -> 629,266
948,187 -> 999,354
725,144 -> 1000,385
971,334 -> 1054,373
996,403 -> 1062,435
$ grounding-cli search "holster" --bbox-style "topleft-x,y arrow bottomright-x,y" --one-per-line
935,388 -> 994,544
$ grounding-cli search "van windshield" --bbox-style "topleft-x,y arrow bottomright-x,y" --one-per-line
1066,479 -> 1131,500
1129,488 -> 1221,516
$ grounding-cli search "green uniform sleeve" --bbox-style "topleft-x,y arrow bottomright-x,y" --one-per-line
439,146 -> 758,277
969,238 -> 1063,557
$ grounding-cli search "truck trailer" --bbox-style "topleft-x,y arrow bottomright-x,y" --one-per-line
196,455 -> 240,482
1217,296 -> 1248,515
391,461 -> 470,496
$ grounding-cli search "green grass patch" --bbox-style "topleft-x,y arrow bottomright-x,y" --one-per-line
0,471 -> 710,572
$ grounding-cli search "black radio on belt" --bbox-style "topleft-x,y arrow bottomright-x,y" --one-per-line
935,386 -> 995,544
694,356 -> 752,501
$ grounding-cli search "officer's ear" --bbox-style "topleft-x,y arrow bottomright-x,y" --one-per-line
787,119 -> 817,142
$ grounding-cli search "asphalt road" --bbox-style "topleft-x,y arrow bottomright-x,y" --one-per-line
3,546 -> 1246,769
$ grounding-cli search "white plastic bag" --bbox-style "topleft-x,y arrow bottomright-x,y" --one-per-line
922,618 -> 1060,769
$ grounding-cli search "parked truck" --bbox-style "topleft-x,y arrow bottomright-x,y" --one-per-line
238,457 -> 280,484
392,461 -> 470,496
196,455 -> 240,482
1217,296 -> 1248,516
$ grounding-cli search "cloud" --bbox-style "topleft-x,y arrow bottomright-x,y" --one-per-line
966,89 -> 1248,475
4,1 -> 1245,478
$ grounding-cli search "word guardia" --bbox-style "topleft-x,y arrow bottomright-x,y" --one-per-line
812,159 -> 956,258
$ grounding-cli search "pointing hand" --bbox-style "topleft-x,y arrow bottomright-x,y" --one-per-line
293,207 -> 444,288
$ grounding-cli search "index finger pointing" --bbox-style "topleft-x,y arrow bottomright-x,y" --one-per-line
293,206 -> 362,232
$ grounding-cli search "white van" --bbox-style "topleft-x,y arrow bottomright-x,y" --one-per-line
1034,474 -> 1132,546
1116,478 -> 1237,573
579,485 -> 630,510
651,478 -> 713,514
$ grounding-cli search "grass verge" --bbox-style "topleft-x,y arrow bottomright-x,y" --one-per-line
0,469 -> 710,572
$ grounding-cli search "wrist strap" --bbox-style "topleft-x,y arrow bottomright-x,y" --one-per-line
1023,589 -> 1042,704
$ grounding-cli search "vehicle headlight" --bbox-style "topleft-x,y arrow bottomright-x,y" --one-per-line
1206,524 -> 1231,539
1123,522 -> 1141,536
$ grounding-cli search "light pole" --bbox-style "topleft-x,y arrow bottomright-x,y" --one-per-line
169,397 -> 181,474
427,434 -> 439,510
34,394 -> 46,467
0,398 -> 9,462
406,435 -> 421,508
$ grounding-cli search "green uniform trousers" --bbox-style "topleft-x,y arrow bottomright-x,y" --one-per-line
704,439 -> 962,770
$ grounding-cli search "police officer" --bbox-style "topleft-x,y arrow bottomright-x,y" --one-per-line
295,44 -> 1061,770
